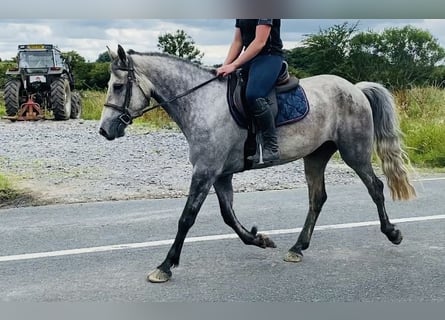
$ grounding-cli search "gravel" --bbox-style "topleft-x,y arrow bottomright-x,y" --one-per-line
0,119 -> 360,206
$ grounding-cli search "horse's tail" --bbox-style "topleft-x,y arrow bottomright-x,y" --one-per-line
355,81 -> 416,201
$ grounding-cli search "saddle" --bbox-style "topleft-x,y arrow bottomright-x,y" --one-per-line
226,61 -> 308,169
227,61 -> 300,130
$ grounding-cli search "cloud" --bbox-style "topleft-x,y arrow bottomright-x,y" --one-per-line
1,19 -> 445,65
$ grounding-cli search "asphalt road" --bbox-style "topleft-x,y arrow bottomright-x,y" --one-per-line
1,177 -> 444,302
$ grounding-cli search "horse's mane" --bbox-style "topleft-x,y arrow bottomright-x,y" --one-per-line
127,49 -> 217,76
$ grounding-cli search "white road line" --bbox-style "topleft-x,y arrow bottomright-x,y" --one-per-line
414,176 -> 445,181
1,214 -> 445,263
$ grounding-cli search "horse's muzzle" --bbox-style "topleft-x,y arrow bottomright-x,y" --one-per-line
99,119 -> 127,140
99,127 -> 115,141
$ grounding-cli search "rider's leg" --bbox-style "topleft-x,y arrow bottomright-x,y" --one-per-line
249,97 -> 279,163
245,54 -> 283,163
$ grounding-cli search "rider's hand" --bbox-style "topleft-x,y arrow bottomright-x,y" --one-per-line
216,63 -> 237,77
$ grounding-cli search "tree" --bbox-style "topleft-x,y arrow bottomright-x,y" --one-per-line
346,31 -> 387,82
301,22 -> 359,78
85,63 -> 110,89
286,22 -> 445,88
62,50 -> 86,68
96,51 -> 111,63
0,61 -> 16,87
429,64 -> 445,87
284,47 -> 312,78
377,26 -> 445,88
157,29 -> 204,64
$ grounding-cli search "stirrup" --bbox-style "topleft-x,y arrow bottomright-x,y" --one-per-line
247,144 -> 280,164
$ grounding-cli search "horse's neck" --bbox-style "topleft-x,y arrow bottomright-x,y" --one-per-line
145,57 -> 223,138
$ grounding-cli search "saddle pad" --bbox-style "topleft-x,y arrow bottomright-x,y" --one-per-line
227,79 -> 310,129
275,85 -> 310,127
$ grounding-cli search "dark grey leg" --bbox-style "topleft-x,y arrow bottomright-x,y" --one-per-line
352,164 -> 402,244
285,142 -> 337,262
147,168 -> 216,283
214,174 -> 276,248
339,146 -> 403,245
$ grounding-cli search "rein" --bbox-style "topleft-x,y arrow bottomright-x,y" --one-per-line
104,55 -> 219,125
143,74 -> 219,111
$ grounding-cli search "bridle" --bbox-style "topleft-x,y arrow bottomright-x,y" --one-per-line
103,56 -> 152,125
104,55 -> 219,125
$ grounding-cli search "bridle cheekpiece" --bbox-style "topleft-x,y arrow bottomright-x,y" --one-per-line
103,56 -> 152,125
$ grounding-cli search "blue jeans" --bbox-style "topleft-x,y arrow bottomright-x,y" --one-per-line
243,54 -> 284,109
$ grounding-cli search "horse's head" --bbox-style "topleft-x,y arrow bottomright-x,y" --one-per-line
99,45 -> 152,140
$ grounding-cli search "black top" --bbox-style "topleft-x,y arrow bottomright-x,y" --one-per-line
235,19 -> 283,56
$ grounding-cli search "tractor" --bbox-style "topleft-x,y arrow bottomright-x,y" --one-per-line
3,44 -> 82,121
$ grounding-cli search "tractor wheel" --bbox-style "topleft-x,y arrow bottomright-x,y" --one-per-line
4,80 -> 25,117
50,78 -> 72,120
70,91 -> 82,119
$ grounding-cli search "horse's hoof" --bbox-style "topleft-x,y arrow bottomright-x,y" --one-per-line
390,229 -> 403,245
147,268 -> 171,283
284,251 -> 303,263
257,233 -> 276,248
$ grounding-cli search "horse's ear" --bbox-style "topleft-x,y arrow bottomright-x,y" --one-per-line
117,44 -> 127,63
107,46 -> 117,61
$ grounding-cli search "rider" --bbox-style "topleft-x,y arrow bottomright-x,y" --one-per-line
216,19 -> 284,164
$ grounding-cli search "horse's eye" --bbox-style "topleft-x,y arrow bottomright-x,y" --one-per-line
113,83 -> 124,90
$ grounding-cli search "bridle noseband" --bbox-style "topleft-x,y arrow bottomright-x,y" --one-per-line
104,55 -> 219,125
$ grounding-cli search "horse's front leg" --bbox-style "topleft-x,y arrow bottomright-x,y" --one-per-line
147,168 -> 216,283
214,174 -> 276,249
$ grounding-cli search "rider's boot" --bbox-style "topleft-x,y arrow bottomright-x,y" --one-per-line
247,97 -> 280,164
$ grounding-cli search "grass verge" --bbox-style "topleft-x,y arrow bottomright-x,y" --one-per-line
0,173 -> 36,208
395,86 -> 445,168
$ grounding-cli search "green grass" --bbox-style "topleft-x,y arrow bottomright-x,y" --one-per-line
402,123 -> 445,167
0,173 -> 24,207
79,90 -> 105,120
0,91 -> 4,117
395,86 -> 445,167
80,90 -> 176,129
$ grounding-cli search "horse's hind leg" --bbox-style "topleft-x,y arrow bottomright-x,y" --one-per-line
285,142 -> 337,263
214,174 -> 276,248
340,149 -> 403,245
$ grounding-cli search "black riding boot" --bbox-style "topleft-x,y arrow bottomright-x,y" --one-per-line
248,97 -> 280,164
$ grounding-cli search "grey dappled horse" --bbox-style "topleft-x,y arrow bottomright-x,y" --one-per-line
99,45 -> 416,283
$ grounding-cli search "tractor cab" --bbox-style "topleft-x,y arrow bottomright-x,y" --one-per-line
19,50 -> 54,69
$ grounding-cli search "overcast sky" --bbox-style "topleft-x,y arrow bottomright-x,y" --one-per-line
1,19 -> 445,66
